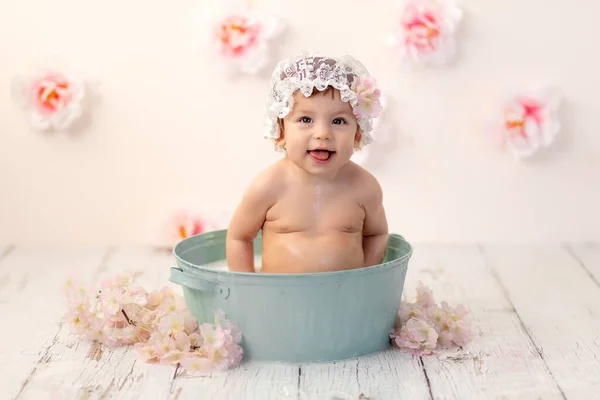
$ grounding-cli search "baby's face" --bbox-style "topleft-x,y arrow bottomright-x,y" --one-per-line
279,88 -> 361,177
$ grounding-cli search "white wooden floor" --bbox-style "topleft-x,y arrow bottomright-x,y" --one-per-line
1,243 -> 599,399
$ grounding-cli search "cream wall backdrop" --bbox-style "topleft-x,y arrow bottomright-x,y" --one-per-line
1,0 -> 599,245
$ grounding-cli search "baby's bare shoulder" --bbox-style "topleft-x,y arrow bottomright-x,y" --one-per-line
345,162 -> 382,190
345,163 -> 383,203
244,160 -> 288,203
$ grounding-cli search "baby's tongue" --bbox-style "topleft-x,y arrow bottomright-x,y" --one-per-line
310,150 -> 330,160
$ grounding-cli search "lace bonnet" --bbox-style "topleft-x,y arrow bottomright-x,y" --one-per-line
264,52 -> 383,151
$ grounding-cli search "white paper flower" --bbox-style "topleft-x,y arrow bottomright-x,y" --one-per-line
10,56 -> 99,132
488,88 -> 561,159
210,0 -> 284,76
387,0 -> 463,67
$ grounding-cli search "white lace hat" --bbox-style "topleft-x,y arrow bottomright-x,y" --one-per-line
263,52 -> 383,151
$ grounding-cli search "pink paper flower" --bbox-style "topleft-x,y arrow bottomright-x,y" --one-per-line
388,0 -> 463,67
12,71 -> 84,131
211,0 -> 284,75
11,56 -> 99,132
489,89 -> 561,159
216,15 -> 260,57
154,211 -> 209,251
351,76 -> 383,119
351,95 -> 392,167
153,208 -> 230,250
171,211 -> 206,239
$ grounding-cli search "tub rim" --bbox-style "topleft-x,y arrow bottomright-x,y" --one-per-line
172,229 -> 412,280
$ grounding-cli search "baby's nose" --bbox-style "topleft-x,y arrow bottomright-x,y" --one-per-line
312,126 -> 332,140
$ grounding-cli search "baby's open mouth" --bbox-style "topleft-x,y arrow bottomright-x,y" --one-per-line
307,149 -> 335,162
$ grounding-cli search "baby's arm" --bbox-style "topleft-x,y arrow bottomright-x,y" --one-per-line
361,174 -> 389,267
226,170 -> 277,272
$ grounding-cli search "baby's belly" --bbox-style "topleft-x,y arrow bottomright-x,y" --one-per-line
261,230 -> 364,273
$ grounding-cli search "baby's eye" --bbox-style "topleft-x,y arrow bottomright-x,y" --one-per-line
332,118 -> 346,125
299,116 -> 312,123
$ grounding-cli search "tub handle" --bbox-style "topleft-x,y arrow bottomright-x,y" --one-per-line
169,267 -> 231,299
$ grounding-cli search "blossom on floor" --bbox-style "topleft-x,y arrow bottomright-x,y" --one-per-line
64,273 -> 244,374
210,0 -> 284,76
10,56 -> 99,132
391,282 -> 471,355
488,88 -> 561,159
393,317 -> 438,355
387,0 -> 463,67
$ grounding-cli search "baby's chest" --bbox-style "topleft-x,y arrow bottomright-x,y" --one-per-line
266,193 -> 365,233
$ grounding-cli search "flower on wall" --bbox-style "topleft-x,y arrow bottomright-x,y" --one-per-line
10,56 -> 99,132
153,209 -> 230,250
210,0 -> 284,76
488,88 -> 561,159
387,0 -> 463,67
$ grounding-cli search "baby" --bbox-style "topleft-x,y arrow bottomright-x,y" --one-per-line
226,53 -> 388,273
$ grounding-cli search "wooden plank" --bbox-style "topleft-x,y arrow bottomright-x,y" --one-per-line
300,349 -> 429,400
565,243 -> 600,288
409,244 -> 565,400
482,244 -> 600,399
14,246 -> 179,399
0,245 -> 110,400
170,362 -> 301,400
405,245 -> 513,312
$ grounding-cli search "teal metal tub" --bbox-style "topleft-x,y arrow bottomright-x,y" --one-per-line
169,229 -> 412,363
